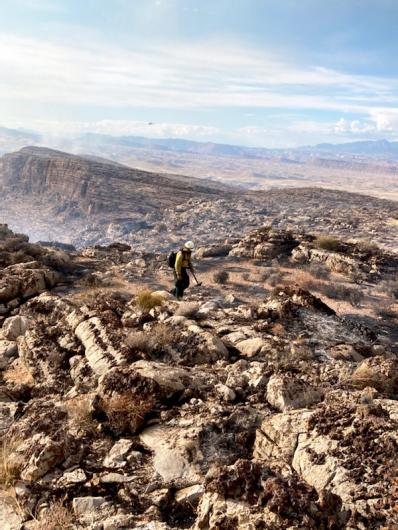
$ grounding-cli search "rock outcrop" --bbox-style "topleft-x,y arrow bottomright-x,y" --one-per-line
0,224 -> 397,529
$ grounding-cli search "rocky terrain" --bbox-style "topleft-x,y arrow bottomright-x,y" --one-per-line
0,221 -> 397,529
1,147 -> 398,254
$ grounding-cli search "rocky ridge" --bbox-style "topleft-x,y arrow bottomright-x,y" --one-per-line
0,223 -> 397,529
1,148 -> 398,253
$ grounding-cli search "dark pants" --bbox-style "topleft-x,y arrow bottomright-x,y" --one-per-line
173,268 -> 190,299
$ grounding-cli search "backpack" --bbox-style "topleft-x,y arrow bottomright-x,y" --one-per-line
168,251 -> 177,268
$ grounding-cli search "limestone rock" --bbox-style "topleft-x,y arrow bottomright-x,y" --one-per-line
140,424 -> 202,484
72,496 -> 107,515
58,468 -> 87,487
2,315 -> 30,340
75,316 -> 128,375
131,360 -> 193,395
0,497 -> 23,530
235,337 -> 267,358
0,340 -> 17,368
266,373 -> 323,411
254,409 -> 314,464
19,433 -> 66,481
103,439 -> 134,469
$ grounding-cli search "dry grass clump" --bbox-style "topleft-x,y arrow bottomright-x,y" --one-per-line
289,269 -> 318,291
127,324 -> 177,357
32,500 -> 74,530
136,290 -> 164,312
318,283 -> 364,307
307,264 -> 330,280
267,272 -> 285,287
376,302 -> 397,320
4,360 -> 34,386
356,240 -> 379,255
346,364 -> 396,395
126,330 -> 149,352
0,435 -> 23,488
102,392 -> 156,434
69,286 -> 106,306
213,270 -> 229,285
382,280 -> 398,301
315,236 -> 342,252
270,322 -> 286,337
257,266 -> 278,282
150,323 -> 177,347
64,395 -> 96,436
175,302 -> 199,318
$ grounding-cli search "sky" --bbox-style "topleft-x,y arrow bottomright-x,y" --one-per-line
1,0 -> 398,147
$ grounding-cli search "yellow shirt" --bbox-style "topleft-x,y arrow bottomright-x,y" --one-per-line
175,249 -> 193,275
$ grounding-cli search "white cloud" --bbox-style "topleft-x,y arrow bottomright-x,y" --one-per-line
1,33 -> 398,119
26,119 -> 220,140
368,108 -> 398,131
334,118 -> 376,134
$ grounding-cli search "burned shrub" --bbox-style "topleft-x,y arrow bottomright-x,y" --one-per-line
213,270 -> 229,285
97,368 -> 162,434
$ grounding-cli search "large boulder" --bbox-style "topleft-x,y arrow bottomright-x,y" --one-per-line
18,433 -> 66,481
0,262 -> 60,304
195,244 -> 232,258
131,360 -> 194,395
254,409 -> 314,464
230,227 -> 299,260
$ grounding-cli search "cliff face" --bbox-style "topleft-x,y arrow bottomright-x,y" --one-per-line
0,146 -> 228,217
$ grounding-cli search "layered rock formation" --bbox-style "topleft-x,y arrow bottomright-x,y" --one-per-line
0,223 -> 397,529
0,146 -> 228,217
1,147 -> 398,253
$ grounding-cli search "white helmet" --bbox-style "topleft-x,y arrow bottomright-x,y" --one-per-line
184,240 -> 195,250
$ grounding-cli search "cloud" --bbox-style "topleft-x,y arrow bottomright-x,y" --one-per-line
334,118 -> 376,134
368,108 -> 398,131
1,33 -> 398,117
27,119 -> 220,140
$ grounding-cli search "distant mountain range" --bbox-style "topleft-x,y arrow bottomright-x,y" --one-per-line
0,126 -> 41,154
2,124 -> 398,159
68,133 -> 398,159
309,139 -> 398,156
